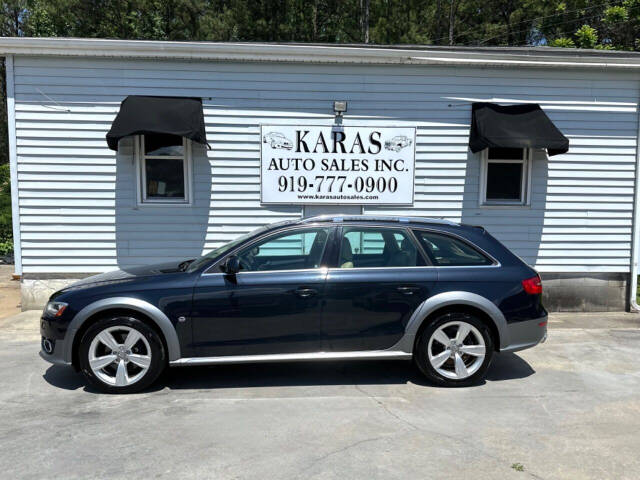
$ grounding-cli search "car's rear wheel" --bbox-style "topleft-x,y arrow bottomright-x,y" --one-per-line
415,312 -> 494,387
78,316 -> 166,394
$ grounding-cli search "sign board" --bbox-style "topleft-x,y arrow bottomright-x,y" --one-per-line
260,125 -> 415,205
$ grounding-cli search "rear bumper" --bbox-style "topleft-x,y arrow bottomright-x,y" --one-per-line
500,315 -> 548,353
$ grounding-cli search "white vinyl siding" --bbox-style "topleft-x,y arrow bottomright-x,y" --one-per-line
11,55 -> 640,274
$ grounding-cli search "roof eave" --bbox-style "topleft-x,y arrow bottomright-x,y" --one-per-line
1,37 -> 640,69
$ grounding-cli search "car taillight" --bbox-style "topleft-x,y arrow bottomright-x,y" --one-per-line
522,275 -> 542,295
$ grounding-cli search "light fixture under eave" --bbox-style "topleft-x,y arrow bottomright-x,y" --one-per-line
333,100 -> 347,117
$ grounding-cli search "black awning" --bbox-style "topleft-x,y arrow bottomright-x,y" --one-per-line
106,96 -> 208,151
469,102 -> 569,156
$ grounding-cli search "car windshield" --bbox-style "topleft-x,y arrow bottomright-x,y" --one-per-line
185,223 -> 286,273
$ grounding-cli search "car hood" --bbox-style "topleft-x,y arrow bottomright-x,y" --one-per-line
65,260 -> 190,289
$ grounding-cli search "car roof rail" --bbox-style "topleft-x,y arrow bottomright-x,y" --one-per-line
299,214 -> 459,226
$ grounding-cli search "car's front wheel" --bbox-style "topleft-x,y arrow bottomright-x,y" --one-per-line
78,316 -> 166,393
415,312 -> 494,387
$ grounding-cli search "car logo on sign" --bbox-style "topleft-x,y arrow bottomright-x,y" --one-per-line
263,132 -> 293,150
384,135 -> 412,152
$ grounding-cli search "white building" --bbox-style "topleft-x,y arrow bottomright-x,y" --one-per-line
1,38 -> 639,311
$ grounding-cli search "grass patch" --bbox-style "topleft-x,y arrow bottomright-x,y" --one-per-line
511,462 -> 525,472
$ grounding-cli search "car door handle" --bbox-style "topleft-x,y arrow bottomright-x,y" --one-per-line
396,285 -> 420,295
295,287 -> 318,298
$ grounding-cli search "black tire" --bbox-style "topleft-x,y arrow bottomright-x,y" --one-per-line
78,316 -> 166,394
414,312 -> 494,387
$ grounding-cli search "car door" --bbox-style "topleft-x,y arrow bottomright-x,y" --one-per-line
191,226 -> 334,357
321,225 -> 437,352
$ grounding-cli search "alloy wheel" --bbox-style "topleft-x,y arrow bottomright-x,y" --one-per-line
427,320 -> 486,380
88,326 -> 152,387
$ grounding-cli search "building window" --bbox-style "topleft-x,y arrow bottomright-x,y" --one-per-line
135,134 -> 192,205
479,147 -> 531,206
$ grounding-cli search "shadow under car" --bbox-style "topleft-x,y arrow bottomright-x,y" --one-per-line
43,352 -> 535,393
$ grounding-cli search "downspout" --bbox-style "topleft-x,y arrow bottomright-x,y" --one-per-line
629,87 -> 640,312
5,55 -> 22,277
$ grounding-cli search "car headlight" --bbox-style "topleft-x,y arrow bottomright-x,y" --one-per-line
45,301 -> 68,318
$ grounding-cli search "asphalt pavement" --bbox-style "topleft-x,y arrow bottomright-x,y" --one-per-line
1,310 -> 639,479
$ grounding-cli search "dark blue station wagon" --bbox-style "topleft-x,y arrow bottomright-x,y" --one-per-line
40,215 -> 547,393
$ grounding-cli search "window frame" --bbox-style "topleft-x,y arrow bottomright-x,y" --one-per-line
333,224 -> 429,270
135,135 -> 193,206
479,148 -> 532,207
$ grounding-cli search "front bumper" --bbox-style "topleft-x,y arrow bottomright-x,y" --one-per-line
500,315 -> 548,353
39,337 -> 71,365
40,316 -> 72,366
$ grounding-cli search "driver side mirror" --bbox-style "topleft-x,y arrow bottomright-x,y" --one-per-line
221,255 -> 241,275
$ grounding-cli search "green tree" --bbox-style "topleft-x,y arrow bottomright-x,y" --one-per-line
4,0 -> 640,48
548,36 -> 575,47
1,1 -> 27,36
574,24 -> 597,49
0,163 -> 12,256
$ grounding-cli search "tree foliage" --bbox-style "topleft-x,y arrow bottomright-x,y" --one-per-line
0,163 -> 11,256
0,0 -> 636,49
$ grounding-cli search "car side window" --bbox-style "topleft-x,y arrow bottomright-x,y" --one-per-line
235,228 -> 330,272
414,231 -> 493,266
339,227 -> 425,268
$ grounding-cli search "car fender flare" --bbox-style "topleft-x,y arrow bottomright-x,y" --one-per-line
62,297 -> 181,363
389,291 -> 509,353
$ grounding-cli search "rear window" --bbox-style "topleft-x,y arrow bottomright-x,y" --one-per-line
414,231 -> 493,266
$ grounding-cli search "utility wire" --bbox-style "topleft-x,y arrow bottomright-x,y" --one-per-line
477,4 -> 638,46
507,13 -> 640,48
431,0 -> 614,44
35,88 -> 71,112
478,11 -> 604,45
431,1 -> 624,46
